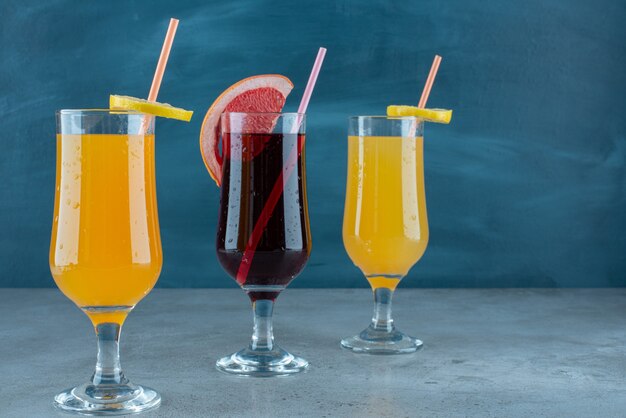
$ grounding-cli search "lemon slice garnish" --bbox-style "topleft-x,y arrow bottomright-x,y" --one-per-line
387,105 -> 452,124
110,95 -> 193,121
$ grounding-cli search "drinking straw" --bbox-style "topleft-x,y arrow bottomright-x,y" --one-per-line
140,18 -> 179,133
408,55 -> 442,136
236,47 -> 327,284
148,18 -> 179,101
417,54 -> 442,109
297,48 -> 327,115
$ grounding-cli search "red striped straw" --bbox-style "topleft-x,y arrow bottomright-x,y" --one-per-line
236,47 -> 327,285
417,55 -> 442,109
140,18 -> 179,133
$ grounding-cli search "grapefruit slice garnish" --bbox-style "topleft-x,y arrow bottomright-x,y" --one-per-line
199,75 -> 294,186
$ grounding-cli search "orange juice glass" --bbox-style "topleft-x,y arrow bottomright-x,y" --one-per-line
342,116 -> 427,354
50,110 -> 161,414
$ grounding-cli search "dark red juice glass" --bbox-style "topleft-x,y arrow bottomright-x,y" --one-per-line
215,112 -> 311,376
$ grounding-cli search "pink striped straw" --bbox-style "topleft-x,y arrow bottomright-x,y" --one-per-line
236,47 -> 327,284
417,55 -> 442,108
291,47 -> 327,133
298,47 -> 327,113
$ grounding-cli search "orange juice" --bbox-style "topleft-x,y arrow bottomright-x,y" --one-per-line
343,135 -> 428,290
50,134 -> 162,325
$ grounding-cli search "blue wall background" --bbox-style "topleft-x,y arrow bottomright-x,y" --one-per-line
1,0 -> 624,288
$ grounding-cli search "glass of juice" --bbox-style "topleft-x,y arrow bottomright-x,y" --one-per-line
215,112 -> 311,376
50,110 -> 162,414
341,116 -> 428,354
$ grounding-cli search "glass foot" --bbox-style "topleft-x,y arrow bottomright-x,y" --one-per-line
341,324 -> 423,354
216,346 -> 308,377
54,382 -> 160,416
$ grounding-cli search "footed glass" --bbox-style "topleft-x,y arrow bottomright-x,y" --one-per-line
50,110 -> 161,414
342,116 -> 428,354
215,112 -> 311,376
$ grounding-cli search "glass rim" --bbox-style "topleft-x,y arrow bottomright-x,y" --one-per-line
222,112 -> 305,117
56,109 -> 147,116
349,115 -> 425,121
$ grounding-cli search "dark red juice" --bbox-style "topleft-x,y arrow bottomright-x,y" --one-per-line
216,132 -> 311,301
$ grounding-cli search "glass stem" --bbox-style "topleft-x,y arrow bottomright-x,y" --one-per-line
91,322 -> 127,386
250,299 -> 275,352
371,287 -> 395,332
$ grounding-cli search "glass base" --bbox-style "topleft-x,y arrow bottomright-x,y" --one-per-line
216,346 -> 308,377
341,324 -> 423,354
54,382 -> 160,416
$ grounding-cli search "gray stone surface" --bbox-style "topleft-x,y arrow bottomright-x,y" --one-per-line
0,288 -> 625,417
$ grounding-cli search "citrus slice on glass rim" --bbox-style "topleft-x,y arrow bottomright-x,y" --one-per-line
109,95 -> 193,121
199,75 -> 294,186
387,105 -> 453,124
